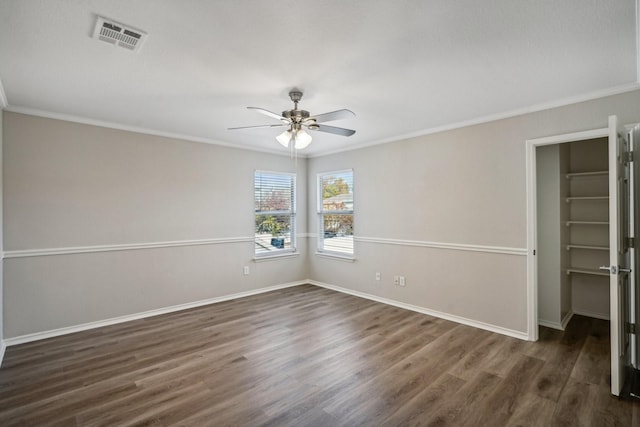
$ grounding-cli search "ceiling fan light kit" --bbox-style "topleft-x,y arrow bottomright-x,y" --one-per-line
229,90 -> 355,152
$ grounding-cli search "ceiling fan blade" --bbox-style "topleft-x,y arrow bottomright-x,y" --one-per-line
228,124 -> 288,130
313,124 -> 356,137
247,107 -> 289,122
308,109 -> 355,123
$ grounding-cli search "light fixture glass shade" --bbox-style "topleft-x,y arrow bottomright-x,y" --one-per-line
276,129 -> 292,147
294,129 -> 312,149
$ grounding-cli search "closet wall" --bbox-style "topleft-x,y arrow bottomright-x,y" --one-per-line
566,138 -> 610,319
537,144 -> 571,328
537,137 -> 610,328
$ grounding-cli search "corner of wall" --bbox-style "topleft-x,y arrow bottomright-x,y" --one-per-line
0,91 -> 5,366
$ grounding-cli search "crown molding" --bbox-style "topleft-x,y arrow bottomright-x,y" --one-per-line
4,81 -> 639,160
310,82 -> 640,158
3,105 -> 306,158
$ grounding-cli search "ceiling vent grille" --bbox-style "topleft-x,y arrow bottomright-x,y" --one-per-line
92,16 -> 147,52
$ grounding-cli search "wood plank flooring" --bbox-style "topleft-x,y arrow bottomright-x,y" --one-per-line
1,284 -> 639,426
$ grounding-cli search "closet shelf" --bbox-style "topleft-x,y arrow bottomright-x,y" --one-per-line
565,221 -> 609,226
565,196 -> 609,202
566,268 -> 610,277
565,171 -> 608,179
566,245 -> 609,251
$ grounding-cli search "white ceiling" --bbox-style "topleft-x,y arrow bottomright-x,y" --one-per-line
0,1 -> 638,156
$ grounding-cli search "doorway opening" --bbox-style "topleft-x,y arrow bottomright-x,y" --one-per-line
536,137 -> 610,331
526,117 -> 638,396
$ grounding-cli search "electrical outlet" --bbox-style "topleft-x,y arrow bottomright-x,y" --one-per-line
375,272 -> 381,281
393,276 -> 399,286
243,266 -> 250,275
399,276 -> 406,286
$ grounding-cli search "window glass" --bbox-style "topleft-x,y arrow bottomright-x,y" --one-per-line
318,170 -> 354,256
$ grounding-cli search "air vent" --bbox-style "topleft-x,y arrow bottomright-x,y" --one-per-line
92,16 -> 147,52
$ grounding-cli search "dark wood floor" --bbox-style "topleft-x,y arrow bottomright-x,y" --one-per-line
1,284 -> 639,426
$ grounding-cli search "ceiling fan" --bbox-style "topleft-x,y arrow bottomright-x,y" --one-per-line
228,90 -> 356,150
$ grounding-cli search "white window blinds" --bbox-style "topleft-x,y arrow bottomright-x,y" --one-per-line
254,171 -> 296,256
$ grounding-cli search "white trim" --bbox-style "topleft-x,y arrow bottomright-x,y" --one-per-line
537,311 -> 574,331
525,126 -> 610,341
537,319 -> 564,331
4,281 -> 307,346
525,128 -> 608,147
3,236 -> 254,259
309,83 -> 640,158
0,341 -> 5,367
310,280 -> 530,341
525,137 -> 538,341
3,105 -> 299,158
4,279 -> 533,346
561,310 -> 574,330
5,83 -> 639,160
3,234 -> 312,259
0,77 -> 7,109
637,0 -> 640,84
573,308 -> 610,321
355,236 -> 527,256
253,252 -> 300,262
314,252 -> 356,262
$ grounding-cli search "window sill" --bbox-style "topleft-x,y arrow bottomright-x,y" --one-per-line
254,252 -> 300,262
315,252 -> 356,262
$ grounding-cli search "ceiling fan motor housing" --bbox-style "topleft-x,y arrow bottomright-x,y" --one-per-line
282,109 -> 310,122
228,88 -> 355,140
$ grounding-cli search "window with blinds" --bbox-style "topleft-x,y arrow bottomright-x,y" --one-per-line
318,170 -> 354,256
254,171 -> 296,256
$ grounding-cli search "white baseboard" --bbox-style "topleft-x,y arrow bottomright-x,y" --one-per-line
561,310 -> 574,329
5,279 -> 532,347
572,308 -> 610,321
538,311 -> 574,331
4,281 -> 307,346
309,280 -> 529,341
538,319 -> 564,330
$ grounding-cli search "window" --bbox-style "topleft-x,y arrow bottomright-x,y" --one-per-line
254,171 -> 296,257
318,170 -> 354,256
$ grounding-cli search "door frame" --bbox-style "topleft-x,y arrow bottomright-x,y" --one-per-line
525,127 -> 609,341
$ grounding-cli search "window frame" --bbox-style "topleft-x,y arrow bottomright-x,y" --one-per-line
317,169 -> 354,258
254,170 -> 297,259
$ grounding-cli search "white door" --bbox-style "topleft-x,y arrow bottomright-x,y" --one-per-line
629,125 -> 640,386
606,115 -> 632,396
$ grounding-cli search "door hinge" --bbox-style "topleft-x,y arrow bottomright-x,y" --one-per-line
626,322 -> 637,335
626,237 -> 635,249
624,151 -> 634,164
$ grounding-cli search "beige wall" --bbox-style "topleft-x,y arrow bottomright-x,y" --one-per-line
3,112 -> 309,338
4,89 -> 640,340
0,108 -> 3,350
308,89 -> 640,334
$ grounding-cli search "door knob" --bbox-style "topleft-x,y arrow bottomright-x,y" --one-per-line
600,265 -> 616,273
599,265 -> 632,274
